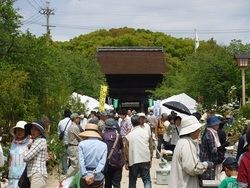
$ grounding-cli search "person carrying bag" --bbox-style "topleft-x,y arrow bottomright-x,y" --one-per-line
59,119 -> 70,141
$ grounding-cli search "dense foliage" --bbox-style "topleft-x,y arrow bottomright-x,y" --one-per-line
0,1 -> 106,132
57,28 -> 250,108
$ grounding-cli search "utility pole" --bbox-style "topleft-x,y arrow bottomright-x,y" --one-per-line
39,1 -> 55,46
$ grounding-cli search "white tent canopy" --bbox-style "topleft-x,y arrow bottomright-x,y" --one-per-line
151,93 -> 197,118
71,92 -> 113,114
161,93 -> 197,113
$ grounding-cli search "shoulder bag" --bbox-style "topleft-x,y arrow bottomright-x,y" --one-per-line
59,119 -> 71,140
18,166 -> 30,188
103,133 -> 119,173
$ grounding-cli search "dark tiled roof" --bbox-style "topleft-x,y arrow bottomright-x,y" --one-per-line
97,47 -> 168,74
234,54 -> 250,59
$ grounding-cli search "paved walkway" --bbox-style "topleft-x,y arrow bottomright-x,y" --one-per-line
45,151 -> 169,188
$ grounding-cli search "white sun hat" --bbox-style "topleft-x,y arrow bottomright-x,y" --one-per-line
179,116 -> 203,136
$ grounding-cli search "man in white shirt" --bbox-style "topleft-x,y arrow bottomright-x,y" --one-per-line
138,112 -> 151,135
147,110 -> 157,134
58,109 -> 72,174
123,115 -> 153,188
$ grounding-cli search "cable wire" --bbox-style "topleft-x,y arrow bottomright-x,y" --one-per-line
27,0 -> 39,11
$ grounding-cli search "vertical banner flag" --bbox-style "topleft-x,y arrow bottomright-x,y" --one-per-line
148,98 -> 153,107
113,99 -> 119,109
153,100 -> 161,120
194,29 -> 199,50
99,85 -> 108,112
108,97 -> 112,106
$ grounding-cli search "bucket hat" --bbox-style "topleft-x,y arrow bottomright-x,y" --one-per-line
179,116 -> 203,136
70,113 -> 81,120
88,118 -> 99,125
100,112 -> 108,116
105,118 -> 116,129
79,123 -> 102,140
10,121 -> 27,137
137,112 -> 146,117
206,114 -> 221,127
25,120 -> 46,138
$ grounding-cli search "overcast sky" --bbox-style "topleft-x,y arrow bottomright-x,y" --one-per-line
14,0 -> 250,45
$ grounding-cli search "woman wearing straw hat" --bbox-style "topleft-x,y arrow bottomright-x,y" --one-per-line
8,121 -> 32,188
78,123 -> 107,188
24,120 -> 48,188
169,116 -> 214,188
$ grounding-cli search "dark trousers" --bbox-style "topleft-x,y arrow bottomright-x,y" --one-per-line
62,145 -> 68,174
104,165 -> 123,188
80,178 -> 104,188
128,162 -> 152,188
157,135 -> 164,157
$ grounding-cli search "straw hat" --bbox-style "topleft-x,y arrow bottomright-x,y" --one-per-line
10,121 -> 27,137
79,123 -> 102,140
179,116 -> 203,136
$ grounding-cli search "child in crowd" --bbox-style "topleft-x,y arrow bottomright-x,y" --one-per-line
219,157 -> 238,188
8,121 -> 32,188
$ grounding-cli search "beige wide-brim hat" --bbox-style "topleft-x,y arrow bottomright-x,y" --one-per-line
179,116 -> 203,136
79,123 -> 102,140
137,112 -> 146,117
10,121 -> 27,137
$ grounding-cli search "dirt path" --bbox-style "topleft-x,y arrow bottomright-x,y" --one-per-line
45,151 -> 169,188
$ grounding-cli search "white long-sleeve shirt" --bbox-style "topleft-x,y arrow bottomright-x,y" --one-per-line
169,137 -> 209,188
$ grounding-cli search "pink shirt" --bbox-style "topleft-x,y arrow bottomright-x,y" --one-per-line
120,118 -> 131,137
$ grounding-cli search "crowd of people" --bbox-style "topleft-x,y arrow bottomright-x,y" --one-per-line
168,111 -> 250,188
1,108 -> 250,188
58,109 -> 153,188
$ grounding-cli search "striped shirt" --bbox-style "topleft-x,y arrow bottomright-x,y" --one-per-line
120,118 -> 132,137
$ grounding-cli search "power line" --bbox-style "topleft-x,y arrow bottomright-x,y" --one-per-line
38,0 -> 46,7
25,22 -> 250,35
23,17 -> 45,27
27,0 -> 39,11
32,0 -> 42,8
22,13 -> 43,24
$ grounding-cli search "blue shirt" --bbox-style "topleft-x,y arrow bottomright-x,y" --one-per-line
9,137 -> 31,178
78,138 -> 107,181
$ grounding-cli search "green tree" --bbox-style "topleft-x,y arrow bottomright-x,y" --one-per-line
151,39 -> 238,107
0,0 -> 22,61
0,68 -> 29,129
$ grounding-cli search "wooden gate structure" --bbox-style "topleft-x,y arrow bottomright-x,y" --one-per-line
96,47 -> 168,112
